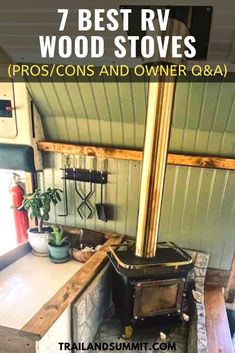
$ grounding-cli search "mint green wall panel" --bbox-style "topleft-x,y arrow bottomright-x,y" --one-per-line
187,83 -> 205,130
39,152 -> 235,271
170,128 -> 235,157
213,83 -> 235,132
200,83 -> 221,131
39,153 -> 141,238
227,97 -> 235,132
30,80 -> 235,271
28,81 -> 147,148
117,83 -> 135,146
130,82 -> 147,148
172,82 -> 235,133
172,82 -> 189,129
89,83 -> 111,122
159,166 -> 235,270
101,82 -> 124,146
28,81 -> 235,151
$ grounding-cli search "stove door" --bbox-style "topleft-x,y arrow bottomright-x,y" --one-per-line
133,278 -> 185,319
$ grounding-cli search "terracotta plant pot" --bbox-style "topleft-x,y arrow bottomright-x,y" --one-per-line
27,227 -> 51,256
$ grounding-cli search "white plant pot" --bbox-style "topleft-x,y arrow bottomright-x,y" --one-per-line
27,227 -> 51,256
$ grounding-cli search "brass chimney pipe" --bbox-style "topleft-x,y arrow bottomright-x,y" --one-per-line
135,7 -> 192,258
135,78 -> 176,258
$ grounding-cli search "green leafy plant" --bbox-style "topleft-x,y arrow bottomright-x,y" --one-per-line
22,188 -> 62,233
49,225 -> 68,246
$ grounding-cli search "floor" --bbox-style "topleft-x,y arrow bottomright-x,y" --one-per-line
92,309 -> 188,353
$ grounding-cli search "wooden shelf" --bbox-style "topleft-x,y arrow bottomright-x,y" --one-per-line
168,154 -> 235,171
37,141 -> 142,161
38,141 -> 235,171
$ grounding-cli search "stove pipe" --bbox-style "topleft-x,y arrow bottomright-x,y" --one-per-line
135,10 -> 192,258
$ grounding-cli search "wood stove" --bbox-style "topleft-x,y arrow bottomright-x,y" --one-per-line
108,242 -> 193,338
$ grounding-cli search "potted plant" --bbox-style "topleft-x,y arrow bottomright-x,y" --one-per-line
48,225 -> 71,262
22,187 -> 62,256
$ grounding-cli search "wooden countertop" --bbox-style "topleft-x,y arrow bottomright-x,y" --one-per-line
0,233 -> 123,342
0,253 -> 83,330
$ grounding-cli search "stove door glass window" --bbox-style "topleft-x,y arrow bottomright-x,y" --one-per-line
133,278 -> 185,319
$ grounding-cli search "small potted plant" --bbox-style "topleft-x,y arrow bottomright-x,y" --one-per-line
48,225 -> 71,262
22,188 -> 62,256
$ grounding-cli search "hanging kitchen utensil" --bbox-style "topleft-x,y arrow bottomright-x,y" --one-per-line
75,158 -> 94,219
75,178 -> 93,219
74,155 -> 87,219
58,154 -> 69,217
96,159 -> 108,222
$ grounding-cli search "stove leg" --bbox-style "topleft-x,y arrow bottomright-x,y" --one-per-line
122,325 -> 133,340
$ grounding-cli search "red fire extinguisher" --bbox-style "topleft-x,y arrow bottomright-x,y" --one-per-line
10,174 -> 29,244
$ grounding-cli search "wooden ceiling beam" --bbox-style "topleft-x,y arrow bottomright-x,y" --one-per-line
37,141 -> 235,171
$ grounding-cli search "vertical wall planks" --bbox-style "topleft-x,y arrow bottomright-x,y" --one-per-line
40,152 -> 235,270
104,158 -> 118,234
30,79 -> 235,270
42,154 -> 141,238
219,171 -> 235,269
210,171 -> 230,268
89,82 -> 112,146
29,81 -> 148,147
102,82 -> 124,146
116,82 -> 135,147
68,82 -> 92,143
130,82 -> 146,148
125,161 -> 142,236
160,166 -> 235,269
172,82 -> 190,129
115,159 -> 129,234
29,81 -> 235,158
77,84 -> 101,144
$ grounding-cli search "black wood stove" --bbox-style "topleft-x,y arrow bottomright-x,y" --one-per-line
108,242 -> 193,338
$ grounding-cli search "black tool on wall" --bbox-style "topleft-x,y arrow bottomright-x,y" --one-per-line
74,164 -> 94,219
60,156 -> 108,220
96,181 -> 108,222
96,160 -> 108,222
63,167 -> 108,184
58,155 -> 70,217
